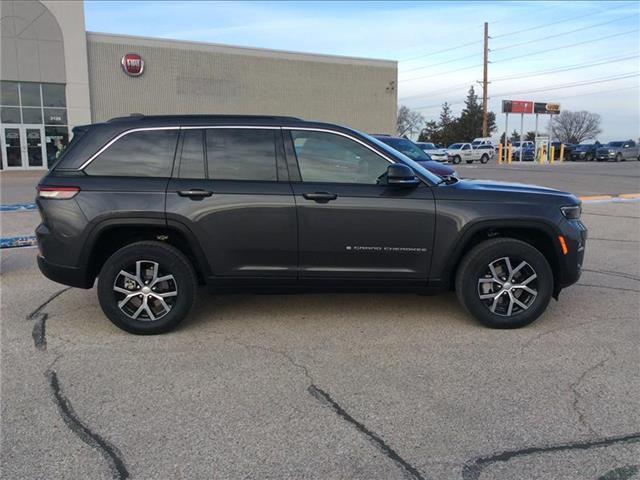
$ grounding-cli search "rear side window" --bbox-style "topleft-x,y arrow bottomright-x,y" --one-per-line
178,129 -> 205,179
85,129 -> 178,177
205,129 -> 277,181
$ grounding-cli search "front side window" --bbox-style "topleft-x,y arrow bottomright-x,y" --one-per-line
206,129 -> 277,181
85,129 -> 178,177
291,130 -> 390,184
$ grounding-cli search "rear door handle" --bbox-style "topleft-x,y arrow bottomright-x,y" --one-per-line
178,189 -> 213,198
303,192 -> 338,202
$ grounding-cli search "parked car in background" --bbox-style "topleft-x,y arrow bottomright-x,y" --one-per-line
373,135 -> 457,178
550,142 -> 575,160
569,143 -> 600,161
474,144 -> 495,159
416,142 -> 449,162
521,145 -> 536,161
511,141 -> 534,156
446,143 -> 491,164
471,137 -> 496,149
596,140 -> 640,162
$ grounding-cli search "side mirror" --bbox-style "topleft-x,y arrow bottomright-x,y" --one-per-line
387,164 -> 420,186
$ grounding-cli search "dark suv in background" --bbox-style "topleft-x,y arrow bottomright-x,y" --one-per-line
37,115 -> 586,334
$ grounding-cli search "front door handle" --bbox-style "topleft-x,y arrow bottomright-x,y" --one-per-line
303,191 -> 338,202
178,189 -> 213,199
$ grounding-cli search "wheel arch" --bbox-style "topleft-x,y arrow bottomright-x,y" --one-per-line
442,219 -> 563,297
81,218 -> 210,285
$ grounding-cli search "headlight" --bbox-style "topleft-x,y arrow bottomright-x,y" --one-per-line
561,205 -> 581,219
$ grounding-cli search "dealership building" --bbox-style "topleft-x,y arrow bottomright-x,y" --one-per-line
0,0 -> 397,170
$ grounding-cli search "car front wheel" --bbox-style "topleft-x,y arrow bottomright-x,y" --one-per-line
97,241 -> 197,334
480,154 -> 489,164
452,155 -> 461,164
455,238 -> 553,328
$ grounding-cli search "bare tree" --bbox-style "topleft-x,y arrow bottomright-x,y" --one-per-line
396,105 -> 425,137
551,111 -> 602,144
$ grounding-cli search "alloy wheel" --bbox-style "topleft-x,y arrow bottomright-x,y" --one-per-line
113,260 -> 178,321
477,257 -> 538,317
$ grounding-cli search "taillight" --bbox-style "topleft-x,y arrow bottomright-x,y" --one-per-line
37,185 -> 80,199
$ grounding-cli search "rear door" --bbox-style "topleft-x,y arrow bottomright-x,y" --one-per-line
165,127 -> 297,281
285,128 -> 435,281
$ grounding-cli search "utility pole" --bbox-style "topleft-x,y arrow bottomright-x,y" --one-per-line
481,21 -> 489,137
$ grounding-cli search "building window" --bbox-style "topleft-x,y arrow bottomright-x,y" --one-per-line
0,81 -> 69,168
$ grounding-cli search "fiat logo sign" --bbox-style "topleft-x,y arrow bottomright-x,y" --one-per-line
121,53 -> 144,77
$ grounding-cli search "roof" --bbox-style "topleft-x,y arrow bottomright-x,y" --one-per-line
107,114 -> 302,123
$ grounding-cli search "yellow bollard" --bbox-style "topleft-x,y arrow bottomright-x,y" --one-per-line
539,145 -> 545,164
559,144 -> 565,162
550,146 -> 555,164
497,143 -> 503,164
507,144 -> 513,164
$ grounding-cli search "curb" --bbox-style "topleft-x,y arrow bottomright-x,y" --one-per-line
579,193 -> 640,204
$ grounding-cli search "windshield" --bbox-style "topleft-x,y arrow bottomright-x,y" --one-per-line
364,134 -> 441,185
376,137 -> 431,162
448,143 -> 463,149
419,143 -> 436,150
575,144 -> 593,151
607,141 -> 624,147
512,142 -> 522,147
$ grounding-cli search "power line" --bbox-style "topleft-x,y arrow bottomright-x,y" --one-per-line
491,13 -> 638,53
399,54 -> 639,102
399,40 -> 480,63
492,29 -> 639,64
492,53 -> 640,82
400,51 -> 482,73
399,63 -> 482,83
491,4 -> 628,39
549,84 -> 639,101
410,73 -> 639,111
490,72 -> 640,98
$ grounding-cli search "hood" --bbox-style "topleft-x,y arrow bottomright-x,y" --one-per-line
415,160 -> 455,177
446,179 -> 578,203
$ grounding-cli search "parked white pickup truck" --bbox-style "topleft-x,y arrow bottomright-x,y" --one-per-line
446,143 -> 492,164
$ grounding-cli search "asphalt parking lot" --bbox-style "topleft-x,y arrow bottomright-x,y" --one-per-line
1,162 -> 639,480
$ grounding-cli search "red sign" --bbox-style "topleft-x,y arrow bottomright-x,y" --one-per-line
502,100 -> 533,114
121,53 -> 144,77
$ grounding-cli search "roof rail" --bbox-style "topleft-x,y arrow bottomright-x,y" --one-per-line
107,114 -> 303,122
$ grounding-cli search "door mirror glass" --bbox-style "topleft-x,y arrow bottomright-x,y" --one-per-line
386,163 -> 419,186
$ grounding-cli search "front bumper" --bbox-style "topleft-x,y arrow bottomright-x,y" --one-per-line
556,218 -> 588,291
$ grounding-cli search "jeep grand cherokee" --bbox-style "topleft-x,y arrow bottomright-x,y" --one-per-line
36,115 -> 587,334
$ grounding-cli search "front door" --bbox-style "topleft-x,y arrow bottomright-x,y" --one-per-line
1,125 -> 46,170
286,129 -> 436,281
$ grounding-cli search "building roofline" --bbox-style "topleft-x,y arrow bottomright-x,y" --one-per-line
86,31 -> 397,68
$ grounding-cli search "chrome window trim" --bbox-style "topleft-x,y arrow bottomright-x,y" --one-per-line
283,126 -> 395,164
78,125 -> 391,171
77,126 -> 180,170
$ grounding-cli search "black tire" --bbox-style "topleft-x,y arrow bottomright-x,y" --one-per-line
455,238 -> 553,329
480,154 -> 489,164
452,155 -> 461,165
97,241 -> 197,334
615,153 -> 622,162
585,153 -> 593,162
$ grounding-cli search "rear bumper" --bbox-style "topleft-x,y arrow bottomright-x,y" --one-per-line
37,255 -> 93,289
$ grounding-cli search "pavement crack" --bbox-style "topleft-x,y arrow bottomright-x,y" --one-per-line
577,283 -> 640,293
45,369 -> 129,480
568,348 -> 616,435
598,464 -> 639,480
31,313 -> 47,351
460,432 -> 640,480
308,384 -> 427,480
27,287 -> 72,320
582,268 -> 640,282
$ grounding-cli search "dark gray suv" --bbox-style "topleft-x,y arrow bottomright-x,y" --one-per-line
37,115 -> 587,334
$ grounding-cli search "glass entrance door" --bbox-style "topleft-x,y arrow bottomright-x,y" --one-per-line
1,124 -> 46,170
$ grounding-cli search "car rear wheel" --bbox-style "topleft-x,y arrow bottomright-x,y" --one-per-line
452,155 -> 461,164
455,238 -> 553,329
480,154 -> 489,164
97,241 -> 197,334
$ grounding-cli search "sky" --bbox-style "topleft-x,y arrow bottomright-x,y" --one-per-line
85,1 -> 640,141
